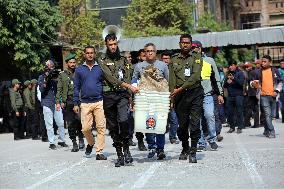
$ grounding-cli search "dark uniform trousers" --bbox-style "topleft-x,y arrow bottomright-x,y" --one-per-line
103,92 -> 130,148
26,108 -> 39,138
175,87 -> 204,151
64,99 -> 83,141
10,108 -> 25,139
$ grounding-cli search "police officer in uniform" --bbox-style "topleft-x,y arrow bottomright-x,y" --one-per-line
23,80 -> 39,139
99,33 -> 138,167
29,79 -> 40,139
56,54 -> 85,152
169,34 -> 204,163
9,79 -> 26,140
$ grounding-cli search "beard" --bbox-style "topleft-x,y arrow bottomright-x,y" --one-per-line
106,47 -> 121,60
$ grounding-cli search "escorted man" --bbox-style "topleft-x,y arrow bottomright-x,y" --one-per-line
133,43 -> 169,160
38,60 -> 67,149
251,55 -> 283,138
56,53 -> 85,152
169,34 -> 204,163
9,79 -> 25,140
99,34 -> 139,167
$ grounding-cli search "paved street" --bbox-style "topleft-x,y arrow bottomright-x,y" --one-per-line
1,120 -> 284,189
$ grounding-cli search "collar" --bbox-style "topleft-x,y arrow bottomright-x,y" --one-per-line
83,61 -> 98,67
177,51 -> 193,59
64,69 -> 74,75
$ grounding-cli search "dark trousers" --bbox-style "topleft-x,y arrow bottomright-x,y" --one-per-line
27,109 -> 39,138
103,92 -> 130,148
175,87 -> 203,149
38,106 -> 48,140
10,108 -> 25,139
64,101 -> 83,141
226,95 -> 244,129
280,92 -> 284,122
244,96 -> 259,127
213,95 -> 222,135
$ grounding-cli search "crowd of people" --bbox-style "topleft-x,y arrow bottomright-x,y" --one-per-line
0,33 -> 283,167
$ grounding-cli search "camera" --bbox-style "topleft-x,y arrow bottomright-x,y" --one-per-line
44,69 -> 60,83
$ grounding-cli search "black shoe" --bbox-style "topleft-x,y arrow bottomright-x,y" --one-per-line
85,144 -> 93,158
268,131 -> 276,138
96,154 -> 107,160
32,137 -> 41,140
58,142 -> 68,147
250,125 -> 259,128
71,141 -> 79,152
115,156 -> 125,167
268,133 -> 276,138
128,139 -> 137,146
124,151 -> 133,164
42,138 -> 48,142
14,137 -> 22,140
217,134 -> 223,142
49,144 -> 57,150
227,128 -> 235,133
79,139 -> 85,150
263,131 -> 270,137
157,149 -> 166,160
179,150 -> 189,160
138,141 -> 147,151
209,142 -> 218,150
189,153 -> 197,163
236,128 -> 242,134
197,146 -> 206,152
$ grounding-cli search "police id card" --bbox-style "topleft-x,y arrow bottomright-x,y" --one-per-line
184,68 -> 191,76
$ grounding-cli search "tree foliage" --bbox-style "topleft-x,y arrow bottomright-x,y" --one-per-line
59,0 -> 105,54
215,48 -> 255,67
197,12 -> 231,32
122,0 -> 194,38
0,0 -> 62,72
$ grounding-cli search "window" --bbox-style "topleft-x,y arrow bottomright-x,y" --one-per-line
240,13 -> 261,29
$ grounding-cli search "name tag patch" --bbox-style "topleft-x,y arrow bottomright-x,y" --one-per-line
106,62 -> 114,66
184,68 -> 191,76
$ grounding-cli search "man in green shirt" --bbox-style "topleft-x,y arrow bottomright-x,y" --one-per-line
23,80 -> 32,139
56,53 -> 85,152
169,34 -> 204,163
9,79 -> 25,140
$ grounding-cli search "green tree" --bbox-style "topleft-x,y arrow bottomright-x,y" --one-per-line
122,0 -> 194,38
214,50 -> 228,67
0,0 -> 62,72
59,0 -> 105,54
197,12 -> 231,32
